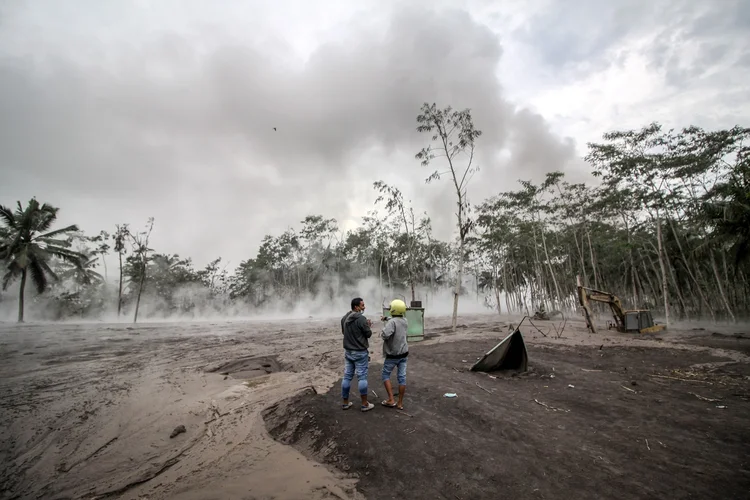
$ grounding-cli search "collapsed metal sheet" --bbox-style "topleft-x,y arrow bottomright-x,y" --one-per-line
470,328 -> 529,372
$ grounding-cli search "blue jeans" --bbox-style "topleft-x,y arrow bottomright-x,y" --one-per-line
382,357 -> 407,386
341,350 -> 369,399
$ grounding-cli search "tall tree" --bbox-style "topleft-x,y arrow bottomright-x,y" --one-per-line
113,224 -> 129,317
0,199 -> 85,322
373,181 -> 425,302
128,218 -> 154,323
416,102 -> 482,330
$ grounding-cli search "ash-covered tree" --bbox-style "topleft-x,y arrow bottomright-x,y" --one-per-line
373,181 -> 427,303
127,218 -> 154,323
113,224 -> 129,317
0,199 -> 85,322
88,230 -> 111,282
416,102 -> 482,330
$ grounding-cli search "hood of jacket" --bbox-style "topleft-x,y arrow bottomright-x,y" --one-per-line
345,311 -> 363,324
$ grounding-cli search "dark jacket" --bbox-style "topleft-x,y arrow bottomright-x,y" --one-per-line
341,310 -> 372,351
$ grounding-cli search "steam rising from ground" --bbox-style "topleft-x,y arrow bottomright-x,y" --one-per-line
0,275 -> 493,323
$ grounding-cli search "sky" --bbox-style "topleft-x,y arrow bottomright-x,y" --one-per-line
1,0 -> 748,273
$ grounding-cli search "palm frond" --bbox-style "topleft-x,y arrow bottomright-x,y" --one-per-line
2,270 -> 16,291
28,257 -> 48,294
15,200 -> 27,219
2,261 -> 21,290
40,224 -> 79,240
38,258 -> 59,282
43,245 -> 87,267
34,207 -> 58,234
0,205 -> 16,229
35,237 -> 72,247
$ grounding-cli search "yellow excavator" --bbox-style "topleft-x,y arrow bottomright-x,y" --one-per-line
576,276 -> 666,334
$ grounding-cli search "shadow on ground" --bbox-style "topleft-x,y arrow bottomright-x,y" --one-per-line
264,339 -> 750,500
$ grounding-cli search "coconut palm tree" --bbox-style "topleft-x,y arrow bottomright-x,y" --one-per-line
0,198 -> 85,322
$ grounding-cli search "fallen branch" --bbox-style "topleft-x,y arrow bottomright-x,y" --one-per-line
620,385 -> 637,393
689,392 -> 720,402
533,398 -> 569,412
581,368 -> 602,372
526,317 -> 549,338
371,390 -> 378,399
645,439 -> 650,451
549,312 -> 568,339
475,382 -> 492,394
556,314 -> 567,339
649,374 -> 712,384
394,410 -> 415,418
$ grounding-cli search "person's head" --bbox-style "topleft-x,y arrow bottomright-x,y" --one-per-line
351,297 -> 365,312
389,299 -> 407,317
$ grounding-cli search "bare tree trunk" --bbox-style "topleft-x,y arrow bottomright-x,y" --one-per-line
133,267 -> 145,324
379,254 -> 384,301
710,250 -> 736,323
665,218 -> 712,319
586,226 -> 598,289
386,258 -> 392,295
721,251 -> 733,309
493,262 -> 502,314
530,225 -> 544,311
502,261 -> 511,314
117,252 -> 123,317
573,229 -> 587,285
621,213 -> 639,306
17,268 -> 27,323
540,225 -> 562,310
637,249 -> 658,306
452,210 -> 464,331
655,211 -> 670,327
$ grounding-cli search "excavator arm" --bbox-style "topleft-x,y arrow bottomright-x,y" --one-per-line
576,276 -> 626,333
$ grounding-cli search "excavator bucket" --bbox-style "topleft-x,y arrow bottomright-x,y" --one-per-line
639,324 -> 666,334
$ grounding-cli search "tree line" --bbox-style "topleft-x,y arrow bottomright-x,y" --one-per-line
1,104 -> 748,324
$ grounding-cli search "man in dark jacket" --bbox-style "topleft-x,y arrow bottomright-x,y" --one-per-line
340,297 -> 374,412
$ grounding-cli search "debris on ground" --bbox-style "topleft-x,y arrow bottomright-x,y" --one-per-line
689,392 -> 720,402
471,328 -> 528,373
170,425 -> 186,438
533,398 -> 570,412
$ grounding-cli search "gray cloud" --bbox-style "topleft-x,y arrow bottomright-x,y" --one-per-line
517,0 -> 750,89
0,3 -> 590,266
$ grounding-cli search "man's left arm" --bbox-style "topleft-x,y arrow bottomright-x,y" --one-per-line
381,319 -> 395,340
360,316 -> 373,338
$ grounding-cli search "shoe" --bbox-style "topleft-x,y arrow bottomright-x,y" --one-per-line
361,402 -> 375,412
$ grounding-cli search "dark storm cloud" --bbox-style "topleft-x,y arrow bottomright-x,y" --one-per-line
0,4 -> 580,264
